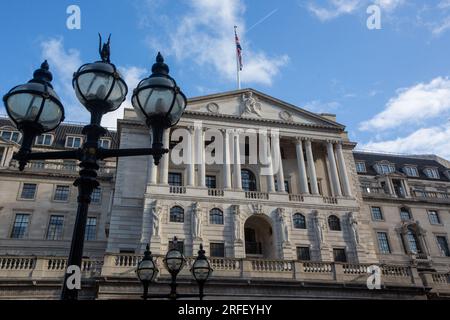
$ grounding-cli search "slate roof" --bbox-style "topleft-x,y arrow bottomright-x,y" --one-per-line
353,151 -> 450,182
0,117 -> 118,150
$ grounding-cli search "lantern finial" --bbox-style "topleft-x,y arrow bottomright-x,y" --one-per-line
151,52 -> 169,75
31,60 -> 53,86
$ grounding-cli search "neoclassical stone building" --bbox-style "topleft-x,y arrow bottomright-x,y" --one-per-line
0,89 -> 449,299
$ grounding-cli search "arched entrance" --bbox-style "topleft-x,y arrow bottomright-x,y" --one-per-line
244,215 -> 275,259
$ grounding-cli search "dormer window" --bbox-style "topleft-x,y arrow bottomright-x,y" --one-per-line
65,136 -> 82,149
99,138 -> 111,149
375,162 -> 395,175
35,134 -> 53,146
424,168 -> 440,179
356,161 -> 366,173
403,166 -> 419,177
0,130 -> 20,143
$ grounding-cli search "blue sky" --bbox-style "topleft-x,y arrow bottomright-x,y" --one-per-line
1,0 -> 450,158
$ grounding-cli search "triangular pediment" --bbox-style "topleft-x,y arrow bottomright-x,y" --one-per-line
185,88 -> 345,129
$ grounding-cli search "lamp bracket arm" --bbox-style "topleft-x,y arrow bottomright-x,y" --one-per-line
97,148 -> 169,160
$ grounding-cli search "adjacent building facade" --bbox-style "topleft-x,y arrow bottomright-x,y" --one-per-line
0,89 -> 449,299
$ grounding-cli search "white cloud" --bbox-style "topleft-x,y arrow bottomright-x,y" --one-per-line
359,124 -> 450,159
307,0 -> 361,21
144,0 -> 288,86
40,37 -> 83,121
101,66 -> 147,129
306,0 -> 404,21
359,77 -> 450,131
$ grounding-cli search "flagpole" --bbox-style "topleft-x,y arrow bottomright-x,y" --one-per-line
234,26 -> 241,90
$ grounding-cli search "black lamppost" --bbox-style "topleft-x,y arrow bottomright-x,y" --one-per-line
136,237 -> 213,300
136,245 -> 159,300
2,35 -> 187,300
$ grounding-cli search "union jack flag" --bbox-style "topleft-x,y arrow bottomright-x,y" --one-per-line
234,26 -> 243,71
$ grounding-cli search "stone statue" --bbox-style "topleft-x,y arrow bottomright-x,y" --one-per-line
192,202 -> 202,240
232,205 -> 241,242
151,201 -> 162,238
313,211 -> 326,247
277,208 -> 290,244
348,212 -> 360,246
242,92 -> 262,117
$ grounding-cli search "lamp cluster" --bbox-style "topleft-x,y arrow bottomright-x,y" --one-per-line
137,237 -> 213,300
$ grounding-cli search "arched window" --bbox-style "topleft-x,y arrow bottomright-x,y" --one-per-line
170,206 -> 184,223
241,169 -> 257,192
400,207 -> 412,221
210,208 -> 224,225
293,213 -> 306,229
328,215 -> 341,231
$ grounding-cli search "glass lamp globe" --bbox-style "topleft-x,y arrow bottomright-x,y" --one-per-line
164,248 -> 186,274
72,38 -> 127,118
132,52 -> 187,147
3,60 -> 64,134
137,245 -> 158,282
192,245 -> 213,283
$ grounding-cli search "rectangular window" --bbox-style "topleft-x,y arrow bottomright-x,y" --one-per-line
210,243 -> 225,257
54,185 -> 70,201
35,134 -> 52,146
46,215 -> 64,240
296,247 -> 311,261
1,130 -> 20,142
424,168 -> 440,179
99,139 -> 111,149
274,180 -> 290,193
377,232 -> 391,254
205,175 -> 217,189
333,248 -> 347,263
371,207 -> 383,221
10,214 -> 29,239
436,236 -> 450,257
376,163 -> 395,175
168,240 -> 184,254
91,188 -> 101,204
20,183 -> 37,199
85,217 -> 97,241
428,210 -> 441,225
65,136 -> 82,148
356,162 -> 366,173
404,166 -> 418,177
168,172 -> 182,187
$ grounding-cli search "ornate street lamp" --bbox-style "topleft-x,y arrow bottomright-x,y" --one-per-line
2,34 -> 186,300
163,236 -> 187,300
3,60 -> 65,169
137,237 -> 212,300
191,244 -> 213,300
137,244 -> 159,300
132,52 -> 187,165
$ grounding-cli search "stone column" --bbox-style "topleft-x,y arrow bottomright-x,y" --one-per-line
196,126 -> 206,188
326,141 -> 342,197
187,126 -> 195,187
223,129 -> 232,189
159,128 -> 170,185
147,131 -> 158,185
305,139 -> 319,195
233,130 -> 242,190
295,138 -> 309,194
335,142 -> 352,196
272,133 -> 285,192
264,133 -> 276,192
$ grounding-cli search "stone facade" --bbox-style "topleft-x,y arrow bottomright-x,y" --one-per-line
0,89 -> 449,299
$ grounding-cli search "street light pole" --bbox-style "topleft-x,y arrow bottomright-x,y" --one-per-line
3,34 -> 187,301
